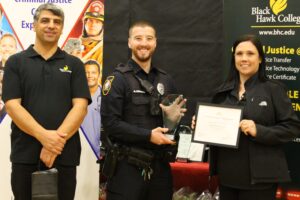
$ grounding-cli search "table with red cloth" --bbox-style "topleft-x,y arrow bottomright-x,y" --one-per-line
170,162 -> 218,193
170,162 -> 300,200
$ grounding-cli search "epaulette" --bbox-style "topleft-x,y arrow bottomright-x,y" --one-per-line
155,67 -> 167,75
115,63 -> 133,73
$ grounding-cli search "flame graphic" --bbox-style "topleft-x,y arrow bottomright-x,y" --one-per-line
270,0 -> 287,15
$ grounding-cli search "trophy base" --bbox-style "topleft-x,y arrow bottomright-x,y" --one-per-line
176,157 -> 188,163
165,133 -> 175,141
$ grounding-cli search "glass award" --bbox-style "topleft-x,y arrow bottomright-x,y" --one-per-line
161,94 -> 185,140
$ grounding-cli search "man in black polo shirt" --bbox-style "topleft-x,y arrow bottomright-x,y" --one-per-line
2,3 -> 91,200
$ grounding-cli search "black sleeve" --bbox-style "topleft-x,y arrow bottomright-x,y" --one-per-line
2,55 -> 22,102
101,72 -> 151,144
255,82 -> 300,145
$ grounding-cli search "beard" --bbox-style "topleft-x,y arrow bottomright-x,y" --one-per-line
131,48 -> 155,62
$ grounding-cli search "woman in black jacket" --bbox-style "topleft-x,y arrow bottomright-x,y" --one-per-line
193,34 -> 300,200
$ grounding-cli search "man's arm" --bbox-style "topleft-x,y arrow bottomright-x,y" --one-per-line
57,98 -> 88,140
40,97 -> 88,168
5,98 -> 66,155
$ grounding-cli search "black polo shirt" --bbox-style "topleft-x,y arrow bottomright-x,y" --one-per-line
2,45 -> 91,166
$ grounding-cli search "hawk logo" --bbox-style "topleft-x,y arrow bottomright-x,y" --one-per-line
270,0 -> 287,15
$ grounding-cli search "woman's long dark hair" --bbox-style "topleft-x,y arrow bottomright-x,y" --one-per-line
225,34 -> 268,83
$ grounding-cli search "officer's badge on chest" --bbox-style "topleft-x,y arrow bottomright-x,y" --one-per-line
157,83 -> 164,95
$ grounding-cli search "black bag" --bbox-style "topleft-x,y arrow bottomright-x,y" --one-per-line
32,168 -> 58,200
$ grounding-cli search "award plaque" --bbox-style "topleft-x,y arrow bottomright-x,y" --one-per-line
161,94 -> 185,140
176,125 -> 192,162
176,125 -> 205,162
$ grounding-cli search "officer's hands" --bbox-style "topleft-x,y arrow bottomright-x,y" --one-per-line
159,95 -> 187,123
38,130 -> 67,155
40,147 -> 57,168
150,127 -> 176,145
240,119 -> 257,137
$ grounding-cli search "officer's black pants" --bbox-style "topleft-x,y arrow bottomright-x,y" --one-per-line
219,184 -> 277,200
11,163 -> 77,200
106,158 -> 173,200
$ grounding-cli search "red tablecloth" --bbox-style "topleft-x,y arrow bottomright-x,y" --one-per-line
170,162 -> 218,193
170,162 -> 300,199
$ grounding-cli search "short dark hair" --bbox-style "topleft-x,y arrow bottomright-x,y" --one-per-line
84,59 -> 101,73
226,34 -> 267,83
129,20 -> 156,37
34,3 -> 64,23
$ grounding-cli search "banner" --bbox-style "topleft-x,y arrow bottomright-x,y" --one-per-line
103,0 -> 224,124
224,0 -> 300,198
0,1 -> 103,199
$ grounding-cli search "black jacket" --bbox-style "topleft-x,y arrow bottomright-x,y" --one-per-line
209,74 -> 300,185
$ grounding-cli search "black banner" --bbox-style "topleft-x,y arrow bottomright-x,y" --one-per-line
224,0 -> 300,197
103,0 -> 224,123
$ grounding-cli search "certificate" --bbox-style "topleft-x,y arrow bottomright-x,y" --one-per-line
192,103 -> 243,148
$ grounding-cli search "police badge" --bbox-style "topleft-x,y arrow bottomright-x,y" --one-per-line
157,83 -> 164,96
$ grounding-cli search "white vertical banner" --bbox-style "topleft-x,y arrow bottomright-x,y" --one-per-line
0,116 -> 13,200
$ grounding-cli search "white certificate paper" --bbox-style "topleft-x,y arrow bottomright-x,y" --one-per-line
193,103 -> 243,148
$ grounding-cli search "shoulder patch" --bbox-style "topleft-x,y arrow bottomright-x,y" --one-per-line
102,76 -> 115,96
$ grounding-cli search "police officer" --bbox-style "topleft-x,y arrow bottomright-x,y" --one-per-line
101,21 -> 186,200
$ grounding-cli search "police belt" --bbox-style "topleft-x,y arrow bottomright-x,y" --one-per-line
117,146 -> 154,169
118,145 -> 176,166
101,144 -> 177,179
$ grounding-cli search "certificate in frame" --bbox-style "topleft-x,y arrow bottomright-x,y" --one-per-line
192,102 -> 243,148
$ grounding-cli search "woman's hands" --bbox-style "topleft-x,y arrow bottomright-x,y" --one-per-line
240,119 -> 257,137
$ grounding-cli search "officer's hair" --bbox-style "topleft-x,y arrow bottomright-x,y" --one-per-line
84,59 -> 101,73
33,3 -> 64,24
129,20 -> 156,37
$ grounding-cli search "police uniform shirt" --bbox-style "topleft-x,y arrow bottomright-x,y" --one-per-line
101,59 -> 177,147
2,45 -> 91,166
